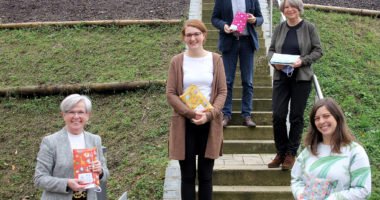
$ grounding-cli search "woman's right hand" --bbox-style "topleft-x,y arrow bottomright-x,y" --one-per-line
224,24 -> 233,34
67,179 -> 87,191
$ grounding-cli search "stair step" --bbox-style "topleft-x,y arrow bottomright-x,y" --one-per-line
223,125 -> 273,140
230,112 -> 272,126
233,86 -> 272,99
211,186 -> 293,200
232,98 -> 272,111
213,165 -> 290,185
223,140 -> 275,154
233,75 -> 272,87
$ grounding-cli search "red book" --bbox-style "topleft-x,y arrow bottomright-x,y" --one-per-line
73,147 -> 100,189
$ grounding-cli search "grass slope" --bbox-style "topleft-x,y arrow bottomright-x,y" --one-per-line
0,10 -> 379,200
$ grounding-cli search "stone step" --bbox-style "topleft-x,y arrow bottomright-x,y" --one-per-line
210,186 -> 293,200
233,75 -> 272,87
202,3 -> 215,10
223,140 -> 276,154
230,111 -> 272,125
232,98 -> 272,111
205,45 -> 267,56
213,165 -> 290,185
233,86 -> 272,99
224,125 -> 273,140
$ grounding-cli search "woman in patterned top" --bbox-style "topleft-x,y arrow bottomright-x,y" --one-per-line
291,98 -> 371,199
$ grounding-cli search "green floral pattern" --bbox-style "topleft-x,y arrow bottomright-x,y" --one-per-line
291,142 -> 372,199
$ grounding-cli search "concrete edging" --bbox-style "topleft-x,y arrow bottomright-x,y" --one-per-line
0,80 -> 166,97
304,4 -> 380,17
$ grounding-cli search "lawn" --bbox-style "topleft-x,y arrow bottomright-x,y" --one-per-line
0,9 -> 379,200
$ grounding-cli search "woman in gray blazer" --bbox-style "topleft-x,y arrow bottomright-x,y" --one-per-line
34,94 -> 109,200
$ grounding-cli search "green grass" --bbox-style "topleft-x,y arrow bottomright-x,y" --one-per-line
0,9 -> 379,200
0,88 -> 172,200
302,10 -> 379,199
0,24 -> 183,87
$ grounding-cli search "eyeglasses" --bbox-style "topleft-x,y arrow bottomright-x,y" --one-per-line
65,111 -> 86,116
185,32 -> 203,38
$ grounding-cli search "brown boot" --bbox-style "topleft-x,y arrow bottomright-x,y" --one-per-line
282,153 -> 296,171
267,154 -> 284,168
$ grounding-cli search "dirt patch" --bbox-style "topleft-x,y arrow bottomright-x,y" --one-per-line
0,0 -> 378,24
0,0 -> 190,23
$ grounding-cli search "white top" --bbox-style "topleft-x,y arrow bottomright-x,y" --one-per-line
291,142 -> 371,200
183,52 -> 213,101
67,131 -> 86,150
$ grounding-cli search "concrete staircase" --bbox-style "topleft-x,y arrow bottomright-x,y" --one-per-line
201,0 -> 293,199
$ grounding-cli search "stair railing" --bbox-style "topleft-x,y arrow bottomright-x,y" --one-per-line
269,0 -> 324,100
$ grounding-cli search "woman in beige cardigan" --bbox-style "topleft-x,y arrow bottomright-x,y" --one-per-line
166,19 -> 227,200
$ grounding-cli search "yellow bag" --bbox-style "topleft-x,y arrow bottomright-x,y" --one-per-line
180,84 -> 213,111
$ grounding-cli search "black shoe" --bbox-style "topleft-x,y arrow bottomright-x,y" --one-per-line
223,116 -> 231,127
242,117 -> 256,127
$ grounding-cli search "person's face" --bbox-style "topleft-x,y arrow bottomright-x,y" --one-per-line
314,106 -> 337,143
283,1 -> 300,20
62,101 -> 90,134
183,26 -> 205,50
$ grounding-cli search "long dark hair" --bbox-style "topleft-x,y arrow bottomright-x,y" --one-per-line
305,98 -> 355,155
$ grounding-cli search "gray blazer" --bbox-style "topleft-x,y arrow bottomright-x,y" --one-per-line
268,20 -> 323,81
34,128 -> 109,200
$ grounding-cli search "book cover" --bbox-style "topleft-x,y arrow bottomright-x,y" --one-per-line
230,11 -> 249,33
73,147 -> 100,189
180,84 -> 213,112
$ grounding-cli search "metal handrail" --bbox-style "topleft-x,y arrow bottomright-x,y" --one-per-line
269,0 -> 324,100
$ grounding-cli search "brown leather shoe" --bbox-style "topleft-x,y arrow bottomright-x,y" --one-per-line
281,153 -> 296,171
223,116 -> 231,127
242,117 -> 256,127
267,154 -> 284,168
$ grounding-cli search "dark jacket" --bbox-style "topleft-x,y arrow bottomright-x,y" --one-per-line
211,0 -> 264,52
268,20 -> 323,81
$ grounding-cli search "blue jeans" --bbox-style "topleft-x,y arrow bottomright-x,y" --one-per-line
222,36 -> 255,118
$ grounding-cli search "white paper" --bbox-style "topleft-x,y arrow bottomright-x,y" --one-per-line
270,53 -> 300,65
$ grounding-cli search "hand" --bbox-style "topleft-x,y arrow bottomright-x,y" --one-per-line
292,58 -> 302,68
224,24 -> 233,34
192,111 -> 207,125
90,160 -> 103,175
247,13 -> 256,24
67,179 -> 87,191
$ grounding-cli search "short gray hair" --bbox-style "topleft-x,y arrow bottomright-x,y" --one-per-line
60,94 -> 92,113
280,0 -> 304,15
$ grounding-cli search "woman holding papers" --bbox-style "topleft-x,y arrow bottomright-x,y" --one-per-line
291,98 -> 371,199
166,19 -> 227,200
34,94 -> 109,200
267,0 -> 323,170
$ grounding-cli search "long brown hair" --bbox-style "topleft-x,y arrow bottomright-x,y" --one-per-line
305,98 -> 355,155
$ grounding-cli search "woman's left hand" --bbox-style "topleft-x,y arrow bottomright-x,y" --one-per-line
192,111 -> 208,125
90,160 -> 103,175
292,58 -> 303,68
247,13 -> 256,24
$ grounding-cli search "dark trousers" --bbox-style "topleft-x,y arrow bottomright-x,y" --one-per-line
179,119 -> 214,200
222,36 -> 255,118
272,71 -> 311,155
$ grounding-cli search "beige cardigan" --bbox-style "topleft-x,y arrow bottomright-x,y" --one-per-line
166,52 -> 227,160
